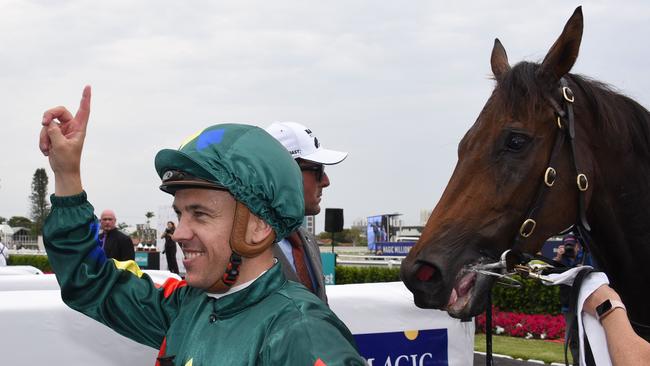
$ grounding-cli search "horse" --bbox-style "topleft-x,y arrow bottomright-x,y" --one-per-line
400,6 -> 650,339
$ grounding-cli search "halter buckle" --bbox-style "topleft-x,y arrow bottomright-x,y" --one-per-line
519,219 -> 536,238
577,174 -> 588,191
544,167 -> 556,187
562,86 -> 575,103
556,116 -> 564,129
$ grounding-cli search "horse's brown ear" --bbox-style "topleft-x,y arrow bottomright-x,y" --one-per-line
538,6 -> 584,83
490,38 -> 510,80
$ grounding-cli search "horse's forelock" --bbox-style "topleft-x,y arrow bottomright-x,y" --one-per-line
494,62 -> 552,119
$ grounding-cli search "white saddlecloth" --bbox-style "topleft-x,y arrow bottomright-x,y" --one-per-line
545,267 -> 612,366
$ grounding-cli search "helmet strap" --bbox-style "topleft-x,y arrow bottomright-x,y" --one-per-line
206,252 -> 242,293
206,201 -> 275,292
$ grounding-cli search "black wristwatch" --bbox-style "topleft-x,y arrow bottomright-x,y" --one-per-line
596,299 -> 626,322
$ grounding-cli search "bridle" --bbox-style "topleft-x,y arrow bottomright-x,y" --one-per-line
504,77 -> 592,271
473,77 -> 650,366
468,76 -> 593,282
474,77 -> 596,366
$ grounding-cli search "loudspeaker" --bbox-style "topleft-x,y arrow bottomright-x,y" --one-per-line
325,208 -> 344,233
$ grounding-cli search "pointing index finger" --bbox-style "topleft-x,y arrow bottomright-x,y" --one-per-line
74,85 -> 92,131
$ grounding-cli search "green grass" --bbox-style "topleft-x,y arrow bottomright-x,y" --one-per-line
474,334 -> 572,364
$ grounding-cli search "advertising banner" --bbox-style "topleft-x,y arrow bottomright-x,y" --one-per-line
356,329 -> 448,366
320,252 -> 336,285
328,282 -> 475,366
375,241 -> 416,256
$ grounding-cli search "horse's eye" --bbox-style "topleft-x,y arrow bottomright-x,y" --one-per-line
505,133 -> 530,151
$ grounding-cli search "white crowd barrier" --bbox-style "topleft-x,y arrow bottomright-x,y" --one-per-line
0,265 -> 44,276
1,274 -> 473,365
0,270 -> 181,292
329,282 -> 474,366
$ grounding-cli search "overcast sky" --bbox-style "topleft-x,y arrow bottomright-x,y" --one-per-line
1,1 -> 649,234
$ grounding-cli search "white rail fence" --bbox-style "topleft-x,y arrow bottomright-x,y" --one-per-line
336,254 -> 404,268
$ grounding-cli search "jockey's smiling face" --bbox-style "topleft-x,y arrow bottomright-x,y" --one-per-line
172,188 -> 236,290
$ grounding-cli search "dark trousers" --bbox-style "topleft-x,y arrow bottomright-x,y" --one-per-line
165,248 -> 179,275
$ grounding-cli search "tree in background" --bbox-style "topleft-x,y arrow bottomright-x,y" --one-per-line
30,168 -> 50,235
8,216 -> 33,229
0,216 -> 6,224
317,228 -> 362,245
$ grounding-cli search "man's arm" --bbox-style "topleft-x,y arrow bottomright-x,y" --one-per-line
583,284 -> 650,365
39,87 -> 183,348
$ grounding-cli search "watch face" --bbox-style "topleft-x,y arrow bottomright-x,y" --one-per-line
596,299 -> 613,317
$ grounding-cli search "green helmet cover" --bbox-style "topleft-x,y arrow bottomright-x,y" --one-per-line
155,123 -> 304,239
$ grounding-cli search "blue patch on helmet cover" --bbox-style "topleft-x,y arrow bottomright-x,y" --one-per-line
196,129 -> 225,150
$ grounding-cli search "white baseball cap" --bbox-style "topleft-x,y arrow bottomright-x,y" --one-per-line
265,122 -> 348,165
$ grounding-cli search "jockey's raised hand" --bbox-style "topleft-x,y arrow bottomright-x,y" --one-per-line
39,85 -> 91,196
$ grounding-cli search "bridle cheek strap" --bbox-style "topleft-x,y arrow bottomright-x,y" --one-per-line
507,77 -> 591,270
207,201 -> 276,292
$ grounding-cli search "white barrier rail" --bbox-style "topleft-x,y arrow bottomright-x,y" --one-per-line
336,254 -> 404,268
0,274 -> 473,365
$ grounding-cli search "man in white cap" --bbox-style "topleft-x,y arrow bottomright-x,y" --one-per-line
266,122 -> 347,304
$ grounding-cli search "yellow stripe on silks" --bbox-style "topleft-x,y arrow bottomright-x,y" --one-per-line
185,358 -> 193,366
112,259 -> 145,278
179,129 -> 203,149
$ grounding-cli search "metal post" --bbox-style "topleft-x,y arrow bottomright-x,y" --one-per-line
486,291 -> 493,366
331,232 -> 337,267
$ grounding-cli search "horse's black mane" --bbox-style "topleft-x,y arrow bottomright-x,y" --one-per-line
496,61 -> 650,159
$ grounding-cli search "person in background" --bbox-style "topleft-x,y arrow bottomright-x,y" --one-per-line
554,233 -> 592,364
99,209 -> 135,261
39,87 -> 365,365
161,221 -> 179,274
266,122 -> 348,304
583,284 -> 650,365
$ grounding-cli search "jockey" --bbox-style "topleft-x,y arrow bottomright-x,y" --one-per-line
40,86 -> 365,365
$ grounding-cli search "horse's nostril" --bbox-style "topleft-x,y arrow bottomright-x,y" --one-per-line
416,263 -> 436,282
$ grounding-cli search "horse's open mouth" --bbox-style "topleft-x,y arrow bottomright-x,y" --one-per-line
446,270 -> 477,314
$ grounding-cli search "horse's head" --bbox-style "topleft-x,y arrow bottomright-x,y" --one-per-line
401,7 -> 596,319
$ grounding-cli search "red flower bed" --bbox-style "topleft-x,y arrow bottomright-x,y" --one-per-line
476,306 -> 566,340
